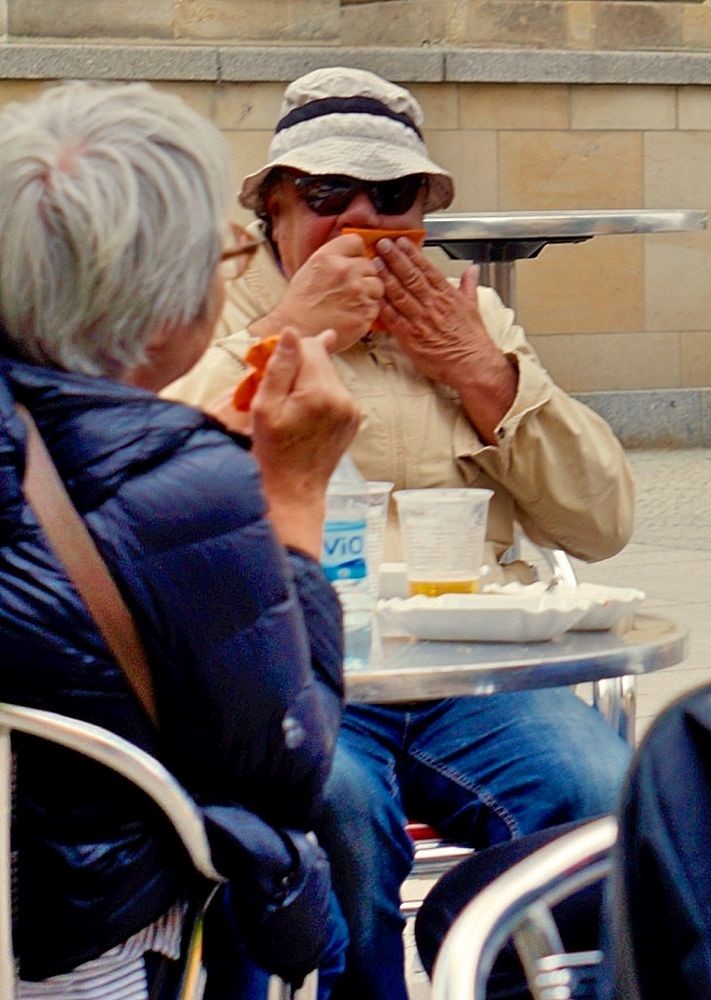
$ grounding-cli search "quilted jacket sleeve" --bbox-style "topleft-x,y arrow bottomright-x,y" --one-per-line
95,422 -> 343,831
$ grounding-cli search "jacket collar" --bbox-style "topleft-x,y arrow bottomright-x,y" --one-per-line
1,356 -> 208,512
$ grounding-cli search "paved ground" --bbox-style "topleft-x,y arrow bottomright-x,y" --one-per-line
405,446 -> 711,998
572,447 -> 711,738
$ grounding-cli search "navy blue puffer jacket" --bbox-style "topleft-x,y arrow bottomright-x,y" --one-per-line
0,356 -> 343,979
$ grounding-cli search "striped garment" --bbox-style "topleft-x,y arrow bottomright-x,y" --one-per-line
17,902 -> 196,1000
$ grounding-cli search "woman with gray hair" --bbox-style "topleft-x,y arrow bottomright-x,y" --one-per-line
0,81 -> 357,998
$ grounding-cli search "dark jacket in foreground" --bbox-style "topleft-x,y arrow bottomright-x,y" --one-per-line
0,356 -> 343,979
606,683 -> 711,999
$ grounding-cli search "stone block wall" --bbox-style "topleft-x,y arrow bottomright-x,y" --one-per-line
465,81 -> 711,393
0,0 -> 710,394
1,1 -> 710,49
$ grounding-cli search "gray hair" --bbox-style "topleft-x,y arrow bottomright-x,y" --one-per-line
0,81 -> 231,377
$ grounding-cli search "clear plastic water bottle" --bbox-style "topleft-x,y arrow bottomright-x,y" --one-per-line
322,454 -> 372,670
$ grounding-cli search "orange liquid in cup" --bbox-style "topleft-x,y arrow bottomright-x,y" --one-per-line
409,579 -> 480,597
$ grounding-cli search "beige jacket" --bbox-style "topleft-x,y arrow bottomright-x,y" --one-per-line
167,223 -> 634,581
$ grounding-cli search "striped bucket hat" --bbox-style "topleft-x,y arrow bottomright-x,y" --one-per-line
238,66 -> 454,215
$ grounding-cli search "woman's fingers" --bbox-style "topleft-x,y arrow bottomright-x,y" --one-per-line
253,328 -> 301,405
204,387 -> 254,435
253,327 -> 359,446
313,328 -> 339,354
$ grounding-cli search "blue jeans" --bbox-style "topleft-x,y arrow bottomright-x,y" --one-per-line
317,690 -> 631,1000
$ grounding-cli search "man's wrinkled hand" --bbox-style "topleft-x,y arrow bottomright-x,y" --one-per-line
373,238 -> 498,384
374,238 -> 517,444
264,235 -> 384,351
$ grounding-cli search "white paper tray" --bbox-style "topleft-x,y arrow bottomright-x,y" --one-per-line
376,591 -> 593,643
483,581 -> 646,631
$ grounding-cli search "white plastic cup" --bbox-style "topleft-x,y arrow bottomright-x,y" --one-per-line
393,488 -> 493,597
366,481 -> 394,597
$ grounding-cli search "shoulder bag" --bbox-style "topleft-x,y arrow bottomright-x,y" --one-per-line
15,403 -> 332,986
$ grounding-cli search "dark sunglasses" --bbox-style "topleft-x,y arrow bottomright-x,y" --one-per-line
292,173 -> 426,217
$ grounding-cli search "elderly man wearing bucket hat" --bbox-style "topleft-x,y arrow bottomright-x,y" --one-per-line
167,67 -> 634,999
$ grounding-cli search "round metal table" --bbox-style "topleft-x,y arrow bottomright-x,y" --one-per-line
423,208 -> 708,307
345,614 -> 688,745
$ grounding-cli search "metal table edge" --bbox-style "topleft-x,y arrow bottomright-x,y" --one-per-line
345,614 -> 688,704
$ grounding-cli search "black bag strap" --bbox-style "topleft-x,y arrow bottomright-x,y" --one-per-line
15,404 -> 159,728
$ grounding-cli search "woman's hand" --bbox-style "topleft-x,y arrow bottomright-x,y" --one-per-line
250,328 -> 361,557
204,391 -> 254,435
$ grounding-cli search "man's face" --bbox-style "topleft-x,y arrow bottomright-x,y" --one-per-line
267,172 -> 428,278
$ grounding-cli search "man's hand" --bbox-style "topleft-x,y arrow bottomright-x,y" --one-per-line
374,238 -> 518,444
250,235 -> 384,351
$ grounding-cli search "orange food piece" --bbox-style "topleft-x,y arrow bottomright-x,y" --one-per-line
232,335 -> 280,411
343,227 -> 427,333
342,227 -> 426,258
245,336 -> 280,371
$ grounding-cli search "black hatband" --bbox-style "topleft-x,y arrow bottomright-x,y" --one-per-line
276,96 -> 422,140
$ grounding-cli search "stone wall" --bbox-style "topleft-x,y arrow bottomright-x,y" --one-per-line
1,1 -> 711,49
0,0 -> 710,395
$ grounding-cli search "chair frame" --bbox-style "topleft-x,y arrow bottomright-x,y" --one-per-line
503,537 -> 637,744
404,543 -> 631,919
402,827 -> 475,918
0,702 -> 316,1000
430,815 -> 618,1000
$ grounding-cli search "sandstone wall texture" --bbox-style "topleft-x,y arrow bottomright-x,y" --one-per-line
0,0 -> 710,393
2,1 -> 710,50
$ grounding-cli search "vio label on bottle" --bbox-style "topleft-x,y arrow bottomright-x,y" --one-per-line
322,519 -> 367,582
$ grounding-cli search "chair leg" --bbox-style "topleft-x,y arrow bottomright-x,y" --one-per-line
293,971 -> 318,999
593,675 -> 636,745
267,970 -> 318,1000
0,728 -> 15,999
267,978 -> 290,1000
177,914 -> 207,1000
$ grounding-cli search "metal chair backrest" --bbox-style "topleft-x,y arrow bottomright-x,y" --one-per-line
430,816 -> 618,1000
402,536 -> 630,922
537,547 -> 636,746
504,533 -> 636,746
0,703 -> 314,1000
403,539 -> 629,921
